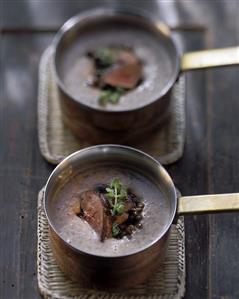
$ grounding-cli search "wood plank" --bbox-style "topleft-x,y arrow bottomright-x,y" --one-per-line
205,3 -> 239,298
167,30 -> 210,299
2,0 -> 206,30
171,2 -> 239,297
0,33 -> 54,299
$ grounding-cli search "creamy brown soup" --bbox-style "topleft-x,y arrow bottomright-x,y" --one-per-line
58,22 -> 174,111
50,165 -> 171,257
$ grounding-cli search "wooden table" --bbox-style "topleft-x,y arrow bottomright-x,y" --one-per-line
1,1 -> 239,298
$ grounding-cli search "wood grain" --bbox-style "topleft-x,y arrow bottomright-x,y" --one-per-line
167,30 -> 210,299
0,34 -> 54,299
1,1 -> 239,298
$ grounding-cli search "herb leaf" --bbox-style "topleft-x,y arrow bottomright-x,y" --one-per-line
110,178 -> 121,191
95,48 -> 115,67
112,222 -> 120,237
105,178 -> 128,215
98,90 -> 113,105
112,203 -> 124,215
98,87 -> 125,106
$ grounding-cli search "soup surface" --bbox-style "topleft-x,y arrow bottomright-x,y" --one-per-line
58,21 -> 174,111
50,165 -> 171,257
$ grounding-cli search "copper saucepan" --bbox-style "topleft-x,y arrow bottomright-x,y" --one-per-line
44,145 -> 239,289
53,9 -> 239,144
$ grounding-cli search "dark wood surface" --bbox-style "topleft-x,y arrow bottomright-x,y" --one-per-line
1,1 -> 239,298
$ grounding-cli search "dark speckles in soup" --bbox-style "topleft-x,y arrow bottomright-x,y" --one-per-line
50,165 -> 170,257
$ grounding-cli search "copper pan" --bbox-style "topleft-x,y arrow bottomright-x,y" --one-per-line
44,145 -> 239,289
52,9 -> 239,144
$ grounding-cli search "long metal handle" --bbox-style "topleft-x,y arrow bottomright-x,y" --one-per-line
181,46 -> 239,71
178,193 -> 239,215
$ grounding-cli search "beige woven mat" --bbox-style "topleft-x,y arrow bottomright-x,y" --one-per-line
38,47 -> 186,165
37,188 -> 185,299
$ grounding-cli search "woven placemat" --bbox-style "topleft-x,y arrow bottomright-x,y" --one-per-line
38,47 -> 186,165
37,188 -> 185,299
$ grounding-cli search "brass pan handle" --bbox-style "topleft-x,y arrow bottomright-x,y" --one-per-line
181,46 -> 239,71
178,193 -> 239,215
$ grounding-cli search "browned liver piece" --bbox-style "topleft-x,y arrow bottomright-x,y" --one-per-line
117,50 -> 139,65
80,191 -> 112,241
102,64 -> 142,89
102,50 -> 142,89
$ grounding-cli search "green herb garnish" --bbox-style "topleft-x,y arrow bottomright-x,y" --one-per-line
106,178 -> 127,216
95,48 -> 115,68
99,87 -> 125,105
112,222 -> 120,237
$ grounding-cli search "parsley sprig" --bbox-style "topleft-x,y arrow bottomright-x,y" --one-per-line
105,178 -> 127,216
94,48 -> 116,68
99,87 -> 125,105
